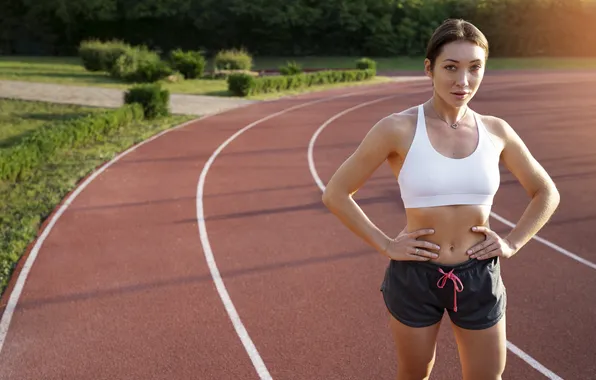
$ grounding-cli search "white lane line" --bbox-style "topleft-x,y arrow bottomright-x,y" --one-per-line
308,94 -> 400,190
307,98 -> 564,380
310,103 -> 596,272
196,87 -> 388,380
506,341 -> 563,380
0,75 -> 412,371
490,213 -> 596,270
0,116 -> 207,355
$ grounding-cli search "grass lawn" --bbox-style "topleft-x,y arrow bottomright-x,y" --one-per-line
0,56 -> 230,96
0,99 -> 194,295
2,55 -> 595,98
0,100 -> 108,148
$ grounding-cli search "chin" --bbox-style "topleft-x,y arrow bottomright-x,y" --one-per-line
443,92 -> 474,107
453,97 -> 472,106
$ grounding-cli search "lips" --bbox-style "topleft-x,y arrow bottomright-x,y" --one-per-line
451,91 -> 470,100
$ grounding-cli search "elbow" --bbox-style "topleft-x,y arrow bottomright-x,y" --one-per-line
546,179 -> 561,206
322,187 -> 345,210
536,183 -> 560,209
321,188 -> 335,209
550,186 -> 561,209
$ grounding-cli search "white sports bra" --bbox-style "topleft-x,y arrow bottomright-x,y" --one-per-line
397,105 -> 501,208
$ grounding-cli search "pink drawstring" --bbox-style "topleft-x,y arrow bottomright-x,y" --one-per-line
437,269 -> 464,312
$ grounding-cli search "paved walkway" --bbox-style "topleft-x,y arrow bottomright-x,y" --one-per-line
0,77 -> 429,116
0,80 -> 258,116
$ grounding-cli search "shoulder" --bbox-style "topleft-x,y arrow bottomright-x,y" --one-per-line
386,106 -> 418,128
351,106 -> 418,158
477,113 -> 512,134
370,106 -> 418,143
475,112 -> 520,152
477,111 -> 557,198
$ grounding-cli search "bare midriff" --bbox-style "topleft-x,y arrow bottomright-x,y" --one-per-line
405,204 -> 491,265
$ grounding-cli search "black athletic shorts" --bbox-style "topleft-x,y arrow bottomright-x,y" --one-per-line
380,256 -> 506,330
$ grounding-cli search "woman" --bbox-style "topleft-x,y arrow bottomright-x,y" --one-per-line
321,19 -> 560,380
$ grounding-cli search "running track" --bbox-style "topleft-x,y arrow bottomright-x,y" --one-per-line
1,71 -> 596,380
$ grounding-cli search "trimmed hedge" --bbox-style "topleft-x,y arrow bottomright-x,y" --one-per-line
79,39 -> 133,72
228,74 -> 257,97
0,104 -> 144,182
110,48 -> 173,83
214,48 -> 253,71
124,84 -> 170,119
170,49 -> 206,79
202,69 -> 259,80
356,58 -> 377,73
228,69 -> 376,96
279,61 -> 303,76
79,40 -> 173,83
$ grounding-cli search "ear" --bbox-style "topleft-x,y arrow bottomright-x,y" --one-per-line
424,58 -> 433,80
424,58 -> 434,87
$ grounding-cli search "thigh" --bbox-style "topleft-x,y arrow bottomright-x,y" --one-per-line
388,312 -> 441,380
451,315 -> 507,380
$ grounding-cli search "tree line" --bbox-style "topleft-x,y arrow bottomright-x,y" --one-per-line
1,0 -> 595,57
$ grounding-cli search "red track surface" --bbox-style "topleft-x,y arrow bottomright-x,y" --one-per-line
1,72 -> 596,380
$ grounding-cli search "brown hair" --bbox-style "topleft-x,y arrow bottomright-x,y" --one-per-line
426,19 -> 489,70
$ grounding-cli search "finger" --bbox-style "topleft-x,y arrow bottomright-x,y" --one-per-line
408,228 -> 435,238
475,252 -> 498,260
470,242 -> 497,258
473,245 -> 500,260
406,252 -> 431,261
472,226 -> 499,239
408,253 -> 431,261
412,240 -> 441,251
408,247 -> 438,259
467,239 -> 495,256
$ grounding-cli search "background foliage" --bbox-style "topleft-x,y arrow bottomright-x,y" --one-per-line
1,0 -> 595,57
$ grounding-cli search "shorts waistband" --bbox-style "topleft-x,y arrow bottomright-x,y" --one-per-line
395,257 -> 495,274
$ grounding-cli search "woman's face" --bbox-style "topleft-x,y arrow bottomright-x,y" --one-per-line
425,40 -> 486,107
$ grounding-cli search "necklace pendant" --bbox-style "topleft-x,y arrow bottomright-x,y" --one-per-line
450,123 -> 458,129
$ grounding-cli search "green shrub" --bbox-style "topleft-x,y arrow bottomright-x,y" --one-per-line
252,76 -> 289,94
0,105 -> 144,182
228,69 -> 376,97
78,40 -> 105,71
228,74 -> 257,96
131,59 -> 172,83
111,53 -> 138,80
279,61 -> 303,75
124,83 -> 170,119
214,48 -> 253,71
203,69 -> 259,80
110,47 -> 172,83
285,74 -> 307,88
170,49 -> 206,79
356,58 -> 377,72
79,39 -> 132,72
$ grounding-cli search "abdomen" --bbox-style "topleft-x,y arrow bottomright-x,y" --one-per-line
405,205 -> 492,265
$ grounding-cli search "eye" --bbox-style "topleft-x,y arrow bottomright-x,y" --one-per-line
444,65 -> 457,71
470,64 -> 483,71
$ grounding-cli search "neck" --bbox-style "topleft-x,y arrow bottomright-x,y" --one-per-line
429,95 -> 468,125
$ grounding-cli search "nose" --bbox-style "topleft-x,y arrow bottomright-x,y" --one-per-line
456,71 -> 469,87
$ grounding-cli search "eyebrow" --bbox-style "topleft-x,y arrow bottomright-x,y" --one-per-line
443,59 -> 482,63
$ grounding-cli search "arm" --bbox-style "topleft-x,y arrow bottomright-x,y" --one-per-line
321,116 -> 396,255
499,119 -> 561,254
